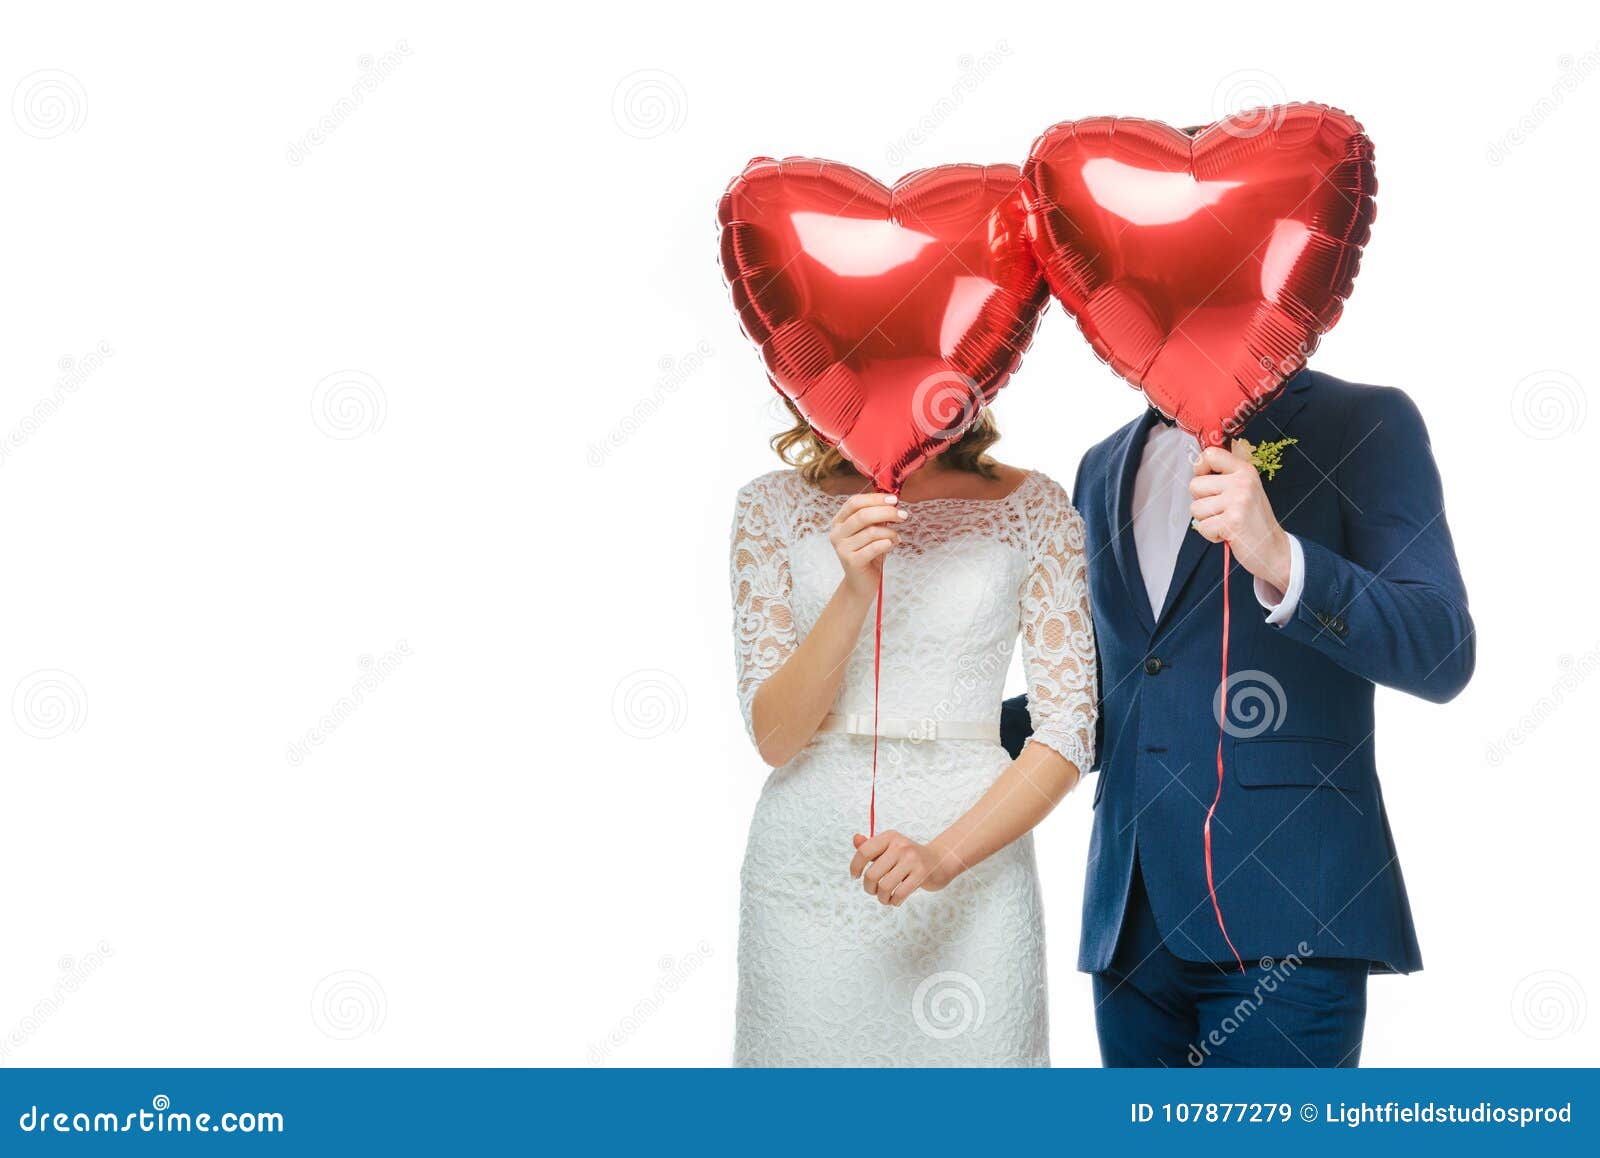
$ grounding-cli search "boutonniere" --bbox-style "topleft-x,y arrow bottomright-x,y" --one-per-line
1234,436 -> 1298,482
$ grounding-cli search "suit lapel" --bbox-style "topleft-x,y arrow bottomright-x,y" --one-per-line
1153,520 -> 1218,633
1242,368 -> 1313,444
1151,370 -> 1315,633
1107,411 -> 1158,636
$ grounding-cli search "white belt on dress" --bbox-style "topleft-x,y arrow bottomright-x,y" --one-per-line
816,713 -> 1000,743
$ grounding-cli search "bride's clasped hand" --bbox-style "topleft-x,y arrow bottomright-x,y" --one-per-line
848,830 -> 961,907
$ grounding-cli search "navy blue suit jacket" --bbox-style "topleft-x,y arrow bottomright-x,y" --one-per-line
1003,371 -> 1473,974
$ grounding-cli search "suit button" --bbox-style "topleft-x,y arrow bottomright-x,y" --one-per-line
1144,657 -> 1163,676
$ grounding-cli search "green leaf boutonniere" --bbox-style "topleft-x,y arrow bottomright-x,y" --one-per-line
1235,436 -> 1298,482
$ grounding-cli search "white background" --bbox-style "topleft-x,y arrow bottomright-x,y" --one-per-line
1,0 -> 1595,1068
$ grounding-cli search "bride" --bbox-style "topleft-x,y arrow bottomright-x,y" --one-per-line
729,403 -> 1097,1066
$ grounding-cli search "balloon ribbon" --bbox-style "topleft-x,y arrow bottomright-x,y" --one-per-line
869,566 -> 883,838
1207,542 -> 1246,974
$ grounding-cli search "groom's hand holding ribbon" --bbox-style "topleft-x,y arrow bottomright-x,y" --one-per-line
1189,444 -> 1294,594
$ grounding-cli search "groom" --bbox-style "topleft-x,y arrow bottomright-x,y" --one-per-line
1002,369 -> 1473,1067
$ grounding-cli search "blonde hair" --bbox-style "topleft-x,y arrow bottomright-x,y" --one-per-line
770,396 -> 1000,484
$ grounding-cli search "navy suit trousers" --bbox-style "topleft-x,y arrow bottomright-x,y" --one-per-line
1093,861 -> 1368,1068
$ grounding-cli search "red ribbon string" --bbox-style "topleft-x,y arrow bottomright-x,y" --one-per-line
1207,542 -> 1246,974
869,566 -> 883,838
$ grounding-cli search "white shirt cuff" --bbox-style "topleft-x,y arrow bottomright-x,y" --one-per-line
1254,534 -> 1304,626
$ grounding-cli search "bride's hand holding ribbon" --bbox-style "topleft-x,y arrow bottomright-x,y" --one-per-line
829,492 -> 906,603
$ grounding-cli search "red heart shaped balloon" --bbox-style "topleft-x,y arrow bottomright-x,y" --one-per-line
1024,104 -> 1375,445
719,157 -> 1048,491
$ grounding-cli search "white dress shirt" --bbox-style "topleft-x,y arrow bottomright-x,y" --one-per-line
1131,422 -> 1304,624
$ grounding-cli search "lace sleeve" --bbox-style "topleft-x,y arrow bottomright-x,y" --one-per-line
730,475 -> 798,743
1017,480 -> 1098,773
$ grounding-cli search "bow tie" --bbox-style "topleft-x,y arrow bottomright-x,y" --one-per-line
1147,407 -> 1177,429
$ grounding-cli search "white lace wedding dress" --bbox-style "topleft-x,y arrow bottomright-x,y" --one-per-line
729,469 -> 1097,1067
